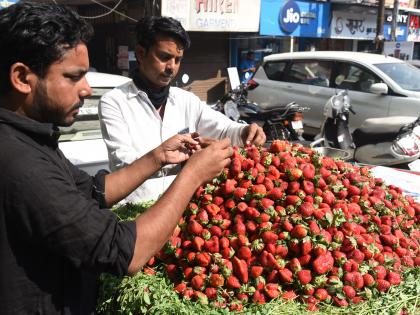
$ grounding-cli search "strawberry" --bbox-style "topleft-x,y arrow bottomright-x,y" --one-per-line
270,140 -> 287,153
188,220 -> 203,235
376,279 -> 391,292
342,285 -> 356,299
251,184 -> 266,198
278,268 -> 293,283
252,290 -> 266,304
205,287 -> 217,300
226,275 -> 241,289
291,224 -> 308,239
387,271 -> 401,285
193,236 -> 205,251
314,288 -> 329,301
312,253 -> 334,275
297,269 -> 312,285
250,265 -> 264,279
298,202 -> 315,217
209,273 -> 224,287
237,246 -> 252,260
267,187 -> 284,200
261,231 -> 278,244
191,274 -> 205,290
301,163 -> 315,180
264,283 -> 280,299
232,256 -> 249,284
233,187 -> 248,200
282,290 -> 297,300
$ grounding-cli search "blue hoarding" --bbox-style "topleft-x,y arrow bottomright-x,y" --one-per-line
0,0 -> 19,9
383,25 -> 408,42
260,0 -> 330,38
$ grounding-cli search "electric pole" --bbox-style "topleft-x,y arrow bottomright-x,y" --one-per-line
376,0 -> 385,53
391,0 -> 399,41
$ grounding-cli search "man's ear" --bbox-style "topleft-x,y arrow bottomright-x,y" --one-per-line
9,63 -> 36,94
135,45 -> 146,62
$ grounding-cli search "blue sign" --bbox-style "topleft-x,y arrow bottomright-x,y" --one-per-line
260,0 -> 331,38
383,25 -> 408,42
0,0 -> 19,9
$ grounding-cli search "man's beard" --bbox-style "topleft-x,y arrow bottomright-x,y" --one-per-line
31,81 -> 82,126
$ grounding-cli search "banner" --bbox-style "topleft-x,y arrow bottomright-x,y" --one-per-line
330,10 -> 377,40
0,0 -> 19,9
260,0 -> 330,38
161,0 -> 260,32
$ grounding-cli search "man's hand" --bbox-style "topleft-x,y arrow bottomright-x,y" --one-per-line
154,134 -> 199,166
184,138 -> 233,185
241,123 -> 266,146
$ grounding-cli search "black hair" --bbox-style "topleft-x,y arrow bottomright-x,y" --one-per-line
0,1 -> 93,94
135,16 -> 190,52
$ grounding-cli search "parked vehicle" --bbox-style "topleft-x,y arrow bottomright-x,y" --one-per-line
58,72 -> 131,175
311,89 -> 420,167
208,77 -> 309,141
248,51 -> 420,137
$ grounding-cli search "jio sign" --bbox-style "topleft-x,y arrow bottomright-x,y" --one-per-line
279,0 -> 301,34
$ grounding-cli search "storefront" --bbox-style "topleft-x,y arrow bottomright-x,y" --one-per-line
258,0 -> 331,52
161,0 -> 261,102
407,10 -> 420,59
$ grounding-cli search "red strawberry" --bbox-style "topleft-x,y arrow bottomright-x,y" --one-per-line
188,220 -> 203,235
233,187 -> 248,200
191,274 -> 205,290
267,187 -> 284,200
314,288 -> 329,301
261,231 -> 278,244
301,163 -> 315,180
291,224 -> 307,239
232,257 -> 249,284
387,271 -> 401,285
312,253 -> 334,275
278,268 -> 293,283
250,265 -> 264,279
264,283 -> 280,299
363,273 -> 375,287
237,246 -> 252,260
342,285 -> 356,299
209,273 -> 224,287
297,269 -> 312,285
226,275 -> 241,289
377,279 -> 391,292
205,287 -> 217,300
298,202 -> 315,217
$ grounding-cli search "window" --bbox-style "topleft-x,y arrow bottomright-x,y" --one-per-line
333,62 -> 383,93
263,61 -> 287,81
287,60 -> 332,87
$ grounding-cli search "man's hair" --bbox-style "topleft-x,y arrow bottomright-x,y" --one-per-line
135,16 -> 190,52
0,1 -> 93,94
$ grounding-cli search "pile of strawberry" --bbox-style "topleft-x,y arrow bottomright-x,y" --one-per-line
151,141 -> 420,311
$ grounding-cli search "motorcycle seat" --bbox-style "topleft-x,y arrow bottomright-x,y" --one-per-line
353,116 -> 417,147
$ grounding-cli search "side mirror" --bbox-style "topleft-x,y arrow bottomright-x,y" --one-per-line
181,73 -> 190,84
370,82 -> 388,95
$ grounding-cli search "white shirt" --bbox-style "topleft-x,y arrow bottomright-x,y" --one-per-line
98,80 -> 247,202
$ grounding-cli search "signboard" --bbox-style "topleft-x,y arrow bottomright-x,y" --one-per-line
408,14 -> 420,42
330,10 -> 377,40
161,0 -> 260,32
260,0 -> 330,38
383,41 -> 414,60
383,10 -> 408,41
0,0 -> 18,9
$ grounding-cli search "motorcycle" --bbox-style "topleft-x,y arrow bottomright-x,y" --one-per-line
209,76 -> 309,142
311,89 -> 420,168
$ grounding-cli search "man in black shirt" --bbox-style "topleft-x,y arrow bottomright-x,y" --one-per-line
0,2 -> 232,314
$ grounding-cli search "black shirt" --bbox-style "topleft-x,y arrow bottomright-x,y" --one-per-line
0,108 -> 136,314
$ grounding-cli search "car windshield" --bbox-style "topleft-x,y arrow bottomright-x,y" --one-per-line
374,62 -> 420,92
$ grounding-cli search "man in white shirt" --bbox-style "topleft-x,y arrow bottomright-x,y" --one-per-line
99,16 -> 266,202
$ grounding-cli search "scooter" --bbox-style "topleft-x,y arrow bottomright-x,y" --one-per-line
209,77 -> 309,142
311,89 -> 420,167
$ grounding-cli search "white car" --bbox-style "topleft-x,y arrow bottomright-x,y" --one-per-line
58,72 -> 131,175
247,51 -> 420,136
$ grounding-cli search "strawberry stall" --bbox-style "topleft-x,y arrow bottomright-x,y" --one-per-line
97,141 -> 420,314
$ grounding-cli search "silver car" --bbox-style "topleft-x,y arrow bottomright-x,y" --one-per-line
247,51 -> 420,136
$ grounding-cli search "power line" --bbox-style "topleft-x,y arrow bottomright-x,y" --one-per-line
51,0 -> 138,21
